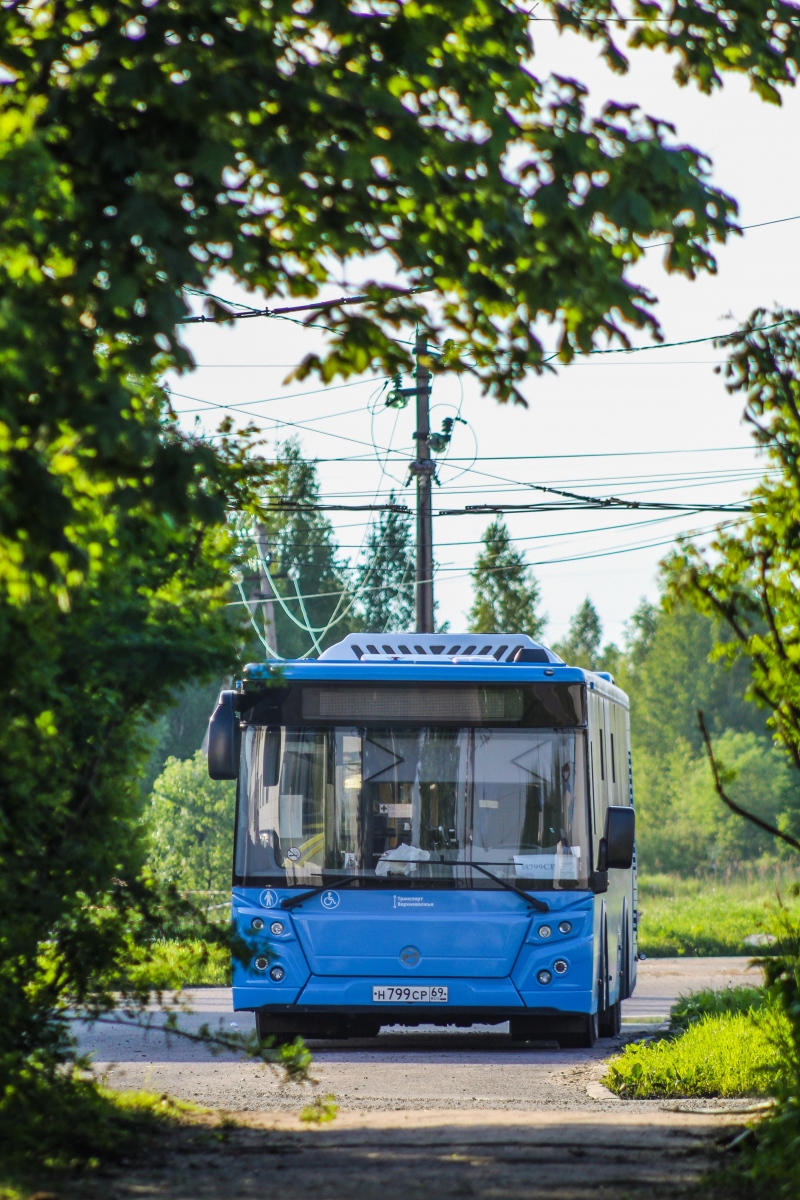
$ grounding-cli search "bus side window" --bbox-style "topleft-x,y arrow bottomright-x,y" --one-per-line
589,742 -> 596,834
263,728 -> 281,789
610,732 -> 616,785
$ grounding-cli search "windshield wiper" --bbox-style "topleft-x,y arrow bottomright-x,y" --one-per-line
280,874 -> 361,911
279,861 -> 549,913
436,859 -> 549,913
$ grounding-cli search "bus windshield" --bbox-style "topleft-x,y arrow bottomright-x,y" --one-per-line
235,725 -> 590,890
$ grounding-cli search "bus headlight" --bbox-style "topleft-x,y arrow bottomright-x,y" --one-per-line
558,920 -> 572,935
270,922 -> 285,936
537,969 -> 552,985
254,956 -> 269,972
553,959 -> 569,975
538,925 -> 552,939
251,918 -> 265,932
269,965 -> 285,982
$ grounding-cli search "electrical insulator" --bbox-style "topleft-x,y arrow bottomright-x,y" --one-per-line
384,374 -> 408,409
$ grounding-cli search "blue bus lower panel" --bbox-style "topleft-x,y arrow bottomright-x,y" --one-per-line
233,980 -> 595,1014
298,975 -> 524,1009
231,887 -> 599,1017
233,978 -> 523,1011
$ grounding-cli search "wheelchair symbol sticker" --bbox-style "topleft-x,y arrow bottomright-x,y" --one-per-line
320,890 -> 340,910
260,889 -> 278,909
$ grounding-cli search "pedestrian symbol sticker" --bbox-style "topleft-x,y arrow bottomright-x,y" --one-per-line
260,889 -> 278,909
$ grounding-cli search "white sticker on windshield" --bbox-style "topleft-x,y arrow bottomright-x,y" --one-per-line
286,846 -> 301,862
379,803 -> 413,818
514,853 -> 579,880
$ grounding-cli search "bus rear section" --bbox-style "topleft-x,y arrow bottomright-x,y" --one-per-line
209,633 -> 636,1048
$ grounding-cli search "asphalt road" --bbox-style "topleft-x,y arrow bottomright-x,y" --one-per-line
81,957 -> 760,1114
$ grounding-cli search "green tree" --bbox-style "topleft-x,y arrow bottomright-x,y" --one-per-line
624,599 -> 767,760
141,678 -> 224,795
1,0 -> 799,1162
355,493 -> 415,633
553,598 -> 604,668
634,730 -> 794,873
468,520 -> 546,636
147,752 -> 236,895
258,439 -> 354,658
669,312 -> 800,771
613,591 -> 775,871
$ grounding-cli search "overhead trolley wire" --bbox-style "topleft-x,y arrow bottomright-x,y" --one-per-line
308,445 -> 759,463
432,518 -> 745,573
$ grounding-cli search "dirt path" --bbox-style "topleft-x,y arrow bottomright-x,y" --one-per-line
63,959 -> 759,1198
84,957 -> 760,1113
60,1108 -> 747,1199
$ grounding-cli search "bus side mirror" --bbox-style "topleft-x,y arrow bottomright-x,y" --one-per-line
208,691 -> 241,780
604,806 -> 635,871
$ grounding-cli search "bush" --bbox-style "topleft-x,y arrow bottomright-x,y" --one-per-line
0,1071 -> 199,1189
120,939 -> 231,990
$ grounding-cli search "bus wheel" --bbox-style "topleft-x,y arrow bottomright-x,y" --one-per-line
255,1012 -> 302,1046
558,1012 -> 598,1049
598,998 -> 621,1038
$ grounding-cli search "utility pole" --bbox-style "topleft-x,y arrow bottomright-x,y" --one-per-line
410,333 -> 435,633
254,522 -> 279,655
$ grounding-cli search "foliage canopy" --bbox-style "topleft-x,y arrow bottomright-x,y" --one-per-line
147,751 -> 236,895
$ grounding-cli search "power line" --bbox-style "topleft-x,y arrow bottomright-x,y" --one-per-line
642,212 -> 800,250
256,502 -> 411,514
178,284 -> 431,325
437,500 -> 750,515
168,375 -> 385,413
305,445 -> 758,463
238,509 -> 726,552
252,495 -> 750,516
433,519 -> 745,573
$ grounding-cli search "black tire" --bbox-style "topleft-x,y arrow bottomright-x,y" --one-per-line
598,997 -> 621,1038
349,1017 -> 381,1039
619,924 -> 631,1002
597,906 -> 609,1015
558,1012 -> 598,1049
255,1012 -> 301,1045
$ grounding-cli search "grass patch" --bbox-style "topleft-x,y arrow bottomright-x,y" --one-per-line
0,1071 -> 203,1196
604,1006 -> 785,1098
670,985 -> 767,1030
638,870 -> 800,956
123,938 -> 231,988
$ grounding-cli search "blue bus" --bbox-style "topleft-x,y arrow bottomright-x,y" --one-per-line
208,633 -> 636,1047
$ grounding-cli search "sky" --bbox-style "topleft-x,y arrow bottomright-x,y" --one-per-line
168,21 -> 800,652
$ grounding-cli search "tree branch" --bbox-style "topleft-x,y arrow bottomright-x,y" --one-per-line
698,710 -> 800,854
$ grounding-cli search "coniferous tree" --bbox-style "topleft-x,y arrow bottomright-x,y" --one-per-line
468,521 -> 546,637
260,439 -> 353,658
552,597 -> 604,668
355,493 -> 415,633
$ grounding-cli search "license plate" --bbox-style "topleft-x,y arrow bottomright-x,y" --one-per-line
372,985 -> 448,1003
